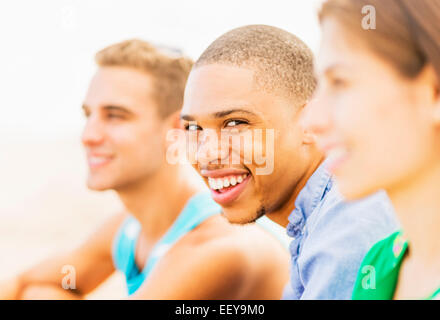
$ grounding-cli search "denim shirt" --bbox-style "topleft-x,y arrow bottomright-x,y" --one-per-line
282,160 -> 399,300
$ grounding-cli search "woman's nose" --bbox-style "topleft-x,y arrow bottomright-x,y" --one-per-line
300,97 -> 332,135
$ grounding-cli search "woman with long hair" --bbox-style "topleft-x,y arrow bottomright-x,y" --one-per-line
302,0 -> 440,299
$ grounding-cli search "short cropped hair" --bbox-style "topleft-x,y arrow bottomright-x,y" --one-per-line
95,39 -> 193,118
195,25 -> 316,105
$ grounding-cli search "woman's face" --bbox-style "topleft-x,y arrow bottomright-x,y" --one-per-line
302,17 -> 440,200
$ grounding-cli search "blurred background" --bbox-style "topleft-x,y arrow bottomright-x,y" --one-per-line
0,0 -> 322,298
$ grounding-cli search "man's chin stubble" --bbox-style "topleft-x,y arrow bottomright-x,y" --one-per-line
220,205 -> 266,225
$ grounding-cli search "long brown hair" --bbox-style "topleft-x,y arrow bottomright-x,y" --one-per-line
319,0 -> 440,81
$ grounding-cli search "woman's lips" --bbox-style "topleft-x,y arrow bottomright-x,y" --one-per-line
325,146 -> 350,174
210,174 -> 251,206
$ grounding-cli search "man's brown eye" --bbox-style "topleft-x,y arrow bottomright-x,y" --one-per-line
225,119 -> 247,127
185,123 -> 201,131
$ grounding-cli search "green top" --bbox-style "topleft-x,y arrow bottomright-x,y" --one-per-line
352,231 -> 440,300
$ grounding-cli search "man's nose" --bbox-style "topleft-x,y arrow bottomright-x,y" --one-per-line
81,116 -> 105,147
195,129 -> 229,166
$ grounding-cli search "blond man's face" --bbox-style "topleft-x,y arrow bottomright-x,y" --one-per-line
82,66 -> 167,191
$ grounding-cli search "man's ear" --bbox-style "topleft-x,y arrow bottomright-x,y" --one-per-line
297,103 -> 317,145
163,110 -> 186,156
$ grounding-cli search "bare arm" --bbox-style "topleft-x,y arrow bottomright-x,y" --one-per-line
0,212 -> 127,300
129,239 -> 249,300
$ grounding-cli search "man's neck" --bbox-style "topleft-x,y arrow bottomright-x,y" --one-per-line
116,164 -> 203,242
266,153 -> 325,228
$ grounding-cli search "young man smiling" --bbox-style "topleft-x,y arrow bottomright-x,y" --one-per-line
181,25 -> 398,299
0,39 -> 289,300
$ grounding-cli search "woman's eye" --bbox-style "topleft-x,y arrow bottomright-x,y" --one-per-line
330,77 -> 347,88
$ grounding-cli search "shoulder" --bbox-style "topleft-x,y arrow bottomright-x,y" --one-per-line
352,231 -> 405,299
139,219 -> 250,299
297,189 -> 399,291
182,214 -> 283,248
131,229 -> 249,299
357,230 -> 404,269
308,188 -> 399,247
321,187 -> 396,224
163,215 -> 246,268
168,215 -> 288,279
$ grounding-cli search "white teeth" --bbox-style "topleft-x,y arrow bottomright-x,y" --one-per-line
208,178 -> 217,190
208,178 -> 220,190
208,173 -> 248,191
89,156 -> 110,165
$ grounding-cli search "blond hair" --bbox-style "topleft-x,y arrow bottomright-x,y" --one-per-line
95,39 -> 194,118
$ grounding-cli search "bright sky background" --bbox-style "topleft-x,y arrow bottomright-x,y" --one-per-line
0,0 -> 323,141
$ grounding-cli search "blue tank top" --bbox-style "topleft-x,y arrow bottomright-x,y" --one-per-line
112,192 -> 221,295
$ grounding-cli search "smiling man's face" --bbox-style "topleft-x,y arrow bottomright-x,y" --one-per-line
82,66 -> 167,191
181,64 -> 312,224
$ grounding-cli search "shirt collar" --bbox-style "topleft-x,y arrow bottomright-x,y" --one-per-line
287,160 -> 333,233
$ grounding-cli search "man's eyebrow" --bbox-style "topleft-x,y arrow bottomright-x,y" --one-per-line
213,109 -> 257,118
82,104 -> 131,112
180,114 -> 195,121
102,105 -> 132,113
180,108 -> 258,121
